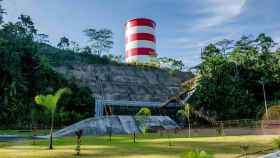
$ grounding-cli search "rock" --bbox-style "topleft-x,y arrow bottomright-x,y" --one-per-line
259,151 -> 280,158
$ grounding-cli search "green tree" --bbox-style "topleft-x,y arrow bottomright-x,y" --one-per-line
70,41 -> 80,53
255,33 -> 276,53
36,33 -> 49,44
0,13 -> 94,128
35,88 -> 71,149
235,35 -> 255,51
17,14 -> 37,35
0,14 -> 39,126
136,107 -> 151,133
57,36 -> 70,50
215,39 -> 234,56
158,57 -> 186,71
195,33 -> 280,120
80,46 -> 92,54
136,107 -> 151,116
177,103 -> 192,137
0,0 -> 5,24
83,28 -> 113,55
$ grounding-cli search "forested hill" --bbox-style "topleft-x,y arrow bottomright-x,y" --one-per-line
38,43 -> 193,103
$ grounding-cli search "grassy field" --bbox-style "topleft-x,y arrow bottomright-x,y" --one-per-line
0,134 -> 278,158
0,130 -> 50,136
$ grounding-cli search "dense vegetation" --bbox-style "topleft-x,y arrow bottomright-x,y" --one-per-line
0,14 -> 94,129
194,35 -> 280,120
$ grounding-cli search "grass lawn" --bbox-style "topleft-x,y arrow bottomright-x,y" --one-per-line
0,134 -> 278,158
0,130 -> 50,136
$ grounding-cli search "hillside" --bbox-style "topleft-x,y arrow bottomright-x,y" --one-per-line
55,64 -> 193,102
38,44 -> 193,102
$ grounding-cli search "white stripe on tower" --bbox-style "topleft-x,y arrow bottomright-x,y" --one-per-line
125,26 -> 154,37
125,40 -> 155,51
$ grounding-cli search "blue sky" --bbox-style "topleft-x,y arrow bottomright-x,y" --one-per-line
3,0 -> 280,67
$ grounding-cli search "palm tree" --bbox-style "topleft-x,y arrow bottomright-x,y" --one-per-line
177,103 -> 192,137
35,88 -> 71,149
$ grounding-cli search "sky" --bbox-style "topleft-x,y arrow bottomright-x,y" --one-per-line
2,0 -> 280,67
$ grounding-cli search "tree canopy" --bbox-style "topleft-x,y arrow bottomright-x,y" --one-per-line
194,34 -> 280,120
83,28 -> 113,55
0,14 -> 93,128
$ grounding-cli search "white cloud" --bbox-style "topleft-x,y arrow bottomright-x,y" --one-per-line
172,0 -> 248,67
194,0 -> 247,29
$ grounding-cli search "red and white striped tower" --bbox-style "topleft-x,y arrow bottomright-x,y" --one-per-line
125,18 -> 157,63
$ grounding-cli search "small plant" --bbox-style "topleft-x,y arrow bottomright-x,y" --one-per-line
181,149 -> 213,158
273,137 -> 280,149
75,129 -> 83,155
167,132 -> 172,147
240,144 -> 249,158
107,126 -> 112,143
32,127 -> 37,145
177,103 -> 192,137
216,123 -> 224,136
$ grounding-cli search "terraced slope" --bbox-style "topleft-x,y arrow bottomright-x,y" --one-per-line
56,64 -> 193,102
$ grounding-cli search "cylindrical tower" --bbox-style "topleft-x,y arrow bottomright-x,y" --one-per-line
125,18 -> 157,63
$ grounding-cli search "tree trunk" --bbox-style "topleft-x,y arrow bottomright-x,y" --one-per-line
187,117 -> 191,137
133,132 -> 136,144
49,113 -> 54,150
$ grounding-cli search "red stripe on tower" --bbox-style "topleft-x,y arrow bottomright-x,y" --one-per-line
125,18 -> 156,28
125,48 -> 156,58
125,18 -> 157,63
125,33 -> 156,43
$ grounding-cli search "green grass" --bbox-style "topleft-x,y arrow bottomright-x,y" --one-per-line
0,130 -> 50,136
0,134 -> 277,158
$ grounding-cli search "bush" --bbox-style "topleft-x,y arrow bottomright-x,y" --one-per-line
273,137 -> 280,149
136,107 -> 151,134
136,107 -> 151,116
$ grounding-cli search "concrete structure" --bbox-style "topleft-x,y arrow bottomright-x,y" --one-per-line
125,18 -> 157,63
46,116 -> 178,137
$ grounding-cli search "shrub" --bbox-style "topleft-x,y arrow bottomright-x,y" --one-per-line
136,107 -> 151,134
216,123 -> 224,136
273,137 -> 280,149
